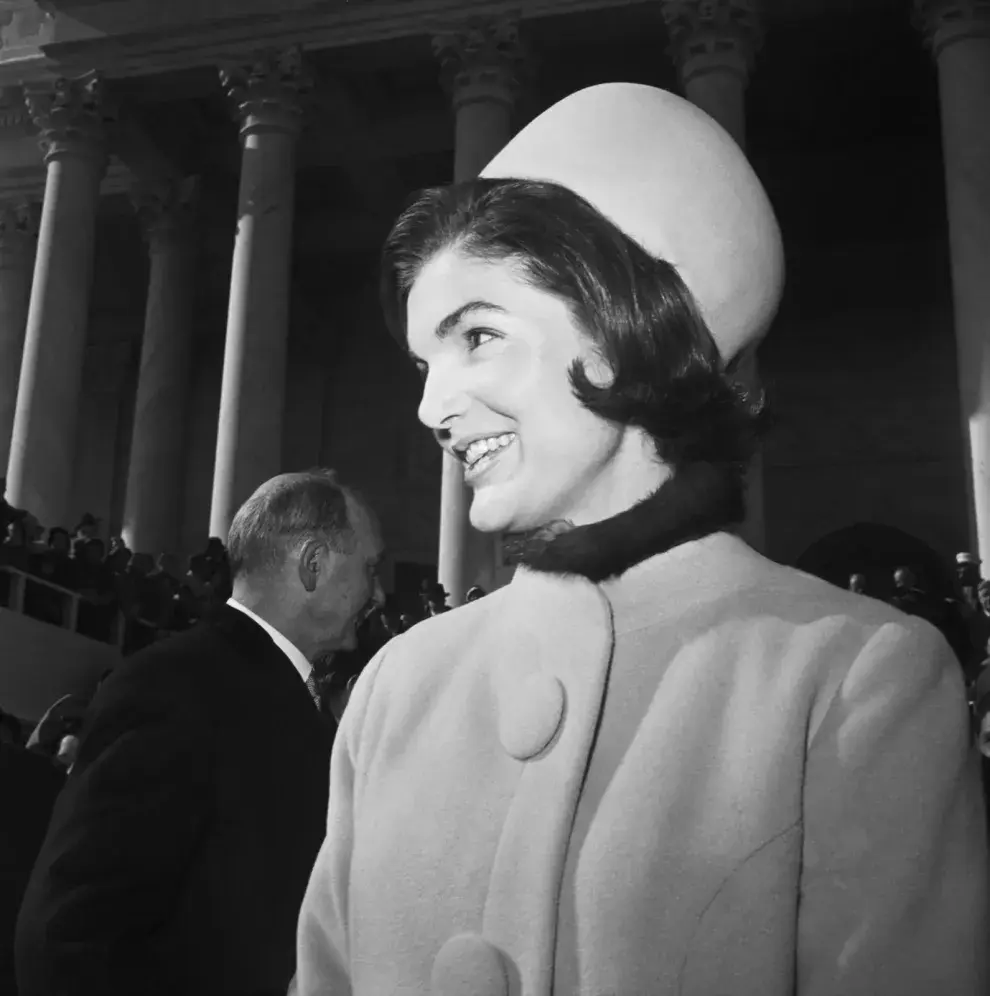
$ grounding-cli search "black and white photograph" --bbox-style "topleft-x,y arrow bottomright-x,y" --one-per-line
0,1 -> 989,993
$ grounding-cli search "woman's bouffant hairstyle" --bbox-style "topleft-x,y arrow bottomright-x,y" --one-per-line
380,178 -> 771,476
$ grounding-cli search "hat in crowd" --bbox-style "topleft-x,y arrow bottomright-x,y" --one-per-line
480,82 -> 785,363
957,552 -> 981,566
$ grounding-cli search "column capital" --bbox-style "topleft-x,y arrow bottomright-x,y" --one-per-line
0,199 -> 40,269
22,71 -> 111,164
219,46 -> 313,139
432,15 -> 526,111
130,175 -> 200,252
915,0 -> 990,57
662,0 -> 763,87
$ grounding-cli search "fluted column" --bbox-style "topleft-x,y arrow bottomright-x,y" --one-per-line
121,178 -> 199,556
0,201 -> 40,472
916,1 -> 990,564
208,48 -> 310,539
6,73 -> 108,527
663,0 -> 767,553
432,17 -> 523,604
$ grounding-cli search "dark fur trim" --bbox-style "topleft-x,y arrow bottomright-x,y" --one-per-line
501,462 -> 745,583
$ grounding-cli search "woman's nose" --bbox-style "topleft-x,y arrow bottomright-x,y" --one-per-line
417,365 -> 469,433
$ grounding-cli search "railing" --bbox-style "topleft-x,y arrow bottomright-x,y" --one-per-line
0,565 -> 127,650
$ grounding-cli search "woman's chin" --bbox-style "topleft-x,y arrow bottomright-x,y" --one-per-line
468,490 -> 516,534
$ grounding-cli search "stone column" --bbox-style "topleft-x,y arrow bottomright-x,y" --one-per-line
6,73 -> 108,527
208,48 -> 310,540
663,0 -> 768,552
0,200 -> 40,473
432,17 -> 522,605
121,178 -> 199,555
916,1 -> 990,564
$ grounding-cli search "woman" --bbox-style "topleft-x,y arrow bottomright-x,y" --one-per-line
294,84 -> 987,995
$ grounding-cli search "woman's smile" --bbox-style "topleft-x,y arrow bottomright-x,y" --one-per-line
463,433 -> 518,484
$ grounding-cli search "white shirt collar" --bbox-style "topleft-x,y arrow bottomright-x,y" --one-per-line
226,598 -> 312,685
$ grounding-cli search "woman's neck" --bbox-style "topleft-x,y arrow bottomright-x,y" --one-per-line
504,460 -> 746,583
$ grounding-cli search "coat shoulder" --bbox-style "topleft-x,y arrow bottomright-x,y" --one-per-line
733,554 -> 958,701
749,555 -> 943,641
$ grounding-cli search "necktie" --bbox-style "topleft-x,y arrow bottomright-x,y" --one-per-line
305,671 -> 322,711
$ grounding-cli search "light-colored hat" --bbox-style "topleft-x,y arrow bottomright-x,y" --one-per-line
957,552 -> 981,566
480,83 -> 785,362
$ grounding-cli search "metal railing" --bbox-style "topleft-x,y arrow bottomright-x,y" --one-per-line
0,565 -> 128,651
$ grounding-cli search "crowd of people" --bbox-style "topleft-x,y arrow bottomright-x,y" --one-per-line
849,553 -> 990,705
0,479 -> 235,651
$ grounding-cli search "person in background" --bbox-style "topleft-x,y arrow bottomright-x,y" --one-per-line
420,580 -> 451,616
465,585 -> 487,603
1,517 -> 30,572
71,513 -> 100,543
847,572 -> 867,595
15,469 -> 385,996
24,695 -> 89,764
889,566 -> 942,626
0,478 -> 20,535
956,551 -> 982,605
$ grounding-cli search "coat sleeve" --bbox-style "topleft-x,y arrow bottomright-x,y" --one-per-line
14,658 -> 214,996
798,618 -> 988,995
292,642 -> 393,996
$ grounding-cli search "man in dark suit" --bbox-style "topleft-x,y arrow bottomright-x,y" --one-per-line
15,469 -> 385,996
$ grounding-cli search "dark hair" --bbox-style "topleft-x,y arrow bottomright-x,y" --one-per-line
227,469 -> 358,581
47,527 -> 70,547
381,178 -> 769,474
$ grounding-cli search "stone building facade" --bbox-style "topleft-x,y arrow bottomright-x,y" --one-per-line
0,0 -> 987,603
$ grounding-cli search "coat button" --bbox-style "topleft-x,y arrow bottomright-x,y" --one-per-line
499,672 -> 565,760
431,933 -> 508,996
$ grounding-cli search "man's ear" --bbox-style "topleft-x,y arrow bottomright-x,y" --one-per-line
297,540 -> 327,594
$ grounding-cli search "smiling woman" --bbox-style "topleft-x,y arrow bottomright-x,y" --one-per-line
380,177 -> 770,574
293,83 -> 988,996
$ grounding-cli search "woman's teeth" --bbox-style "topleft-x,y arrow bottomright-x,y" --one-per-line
464,433 -> 516,471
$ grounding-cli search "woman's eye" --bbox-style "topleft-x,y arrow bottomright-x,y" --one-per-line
463,327 -> 498,351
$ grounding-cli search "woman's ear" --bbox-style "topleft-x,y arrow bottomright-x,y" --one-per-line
580,345 -> 615,388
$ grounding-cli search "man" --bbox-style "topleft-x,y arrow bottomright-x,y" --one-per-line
890,566 -> 940,624
15,469 -> 384,996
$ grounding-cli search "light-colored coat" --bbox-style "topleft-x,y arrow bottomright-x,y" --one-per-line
294,532 -> 988,996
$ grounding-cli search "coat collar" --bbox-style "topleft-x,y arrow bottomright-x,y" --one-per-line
206,605 -> 311,689
225,597 -> 312,684
502,460 -> 745,583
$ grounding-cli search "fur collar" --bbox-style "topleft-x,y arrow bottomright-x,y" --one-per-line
502,462 -> 745,583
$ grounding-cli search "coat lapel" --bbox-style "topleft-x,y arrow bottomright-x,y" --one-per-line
480,568 -> 615,996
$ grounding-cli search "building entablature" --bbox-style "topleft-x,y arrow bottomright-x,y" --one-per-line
0,0 -> 640,85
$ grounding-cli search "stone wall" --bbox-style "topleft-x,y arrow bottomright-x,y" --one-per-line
762,236 -> 967,566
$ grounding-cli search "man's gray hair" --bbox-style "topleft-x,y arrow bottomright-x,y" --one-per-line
227,469 -> 358,581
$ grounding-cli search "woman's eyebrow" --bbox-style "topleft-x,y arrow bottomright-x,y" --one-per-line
434,300 -> 508,341
407,300 -> 508,363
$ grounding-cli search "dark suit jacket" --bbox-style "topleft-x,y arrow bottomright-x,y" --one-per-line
0,744 -> 65,995
15,606 -> 332,996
